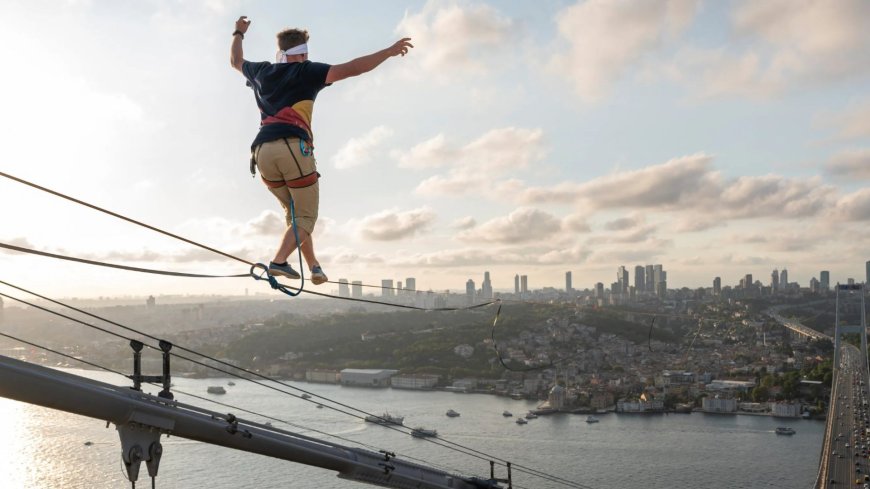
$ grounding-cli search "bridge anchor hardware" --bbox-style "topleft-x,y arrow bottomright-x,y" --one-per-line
127,339 -> 174,400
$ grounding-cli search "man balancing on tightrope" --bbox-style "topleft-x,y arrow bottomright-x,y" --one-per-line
230,16 -> 413,285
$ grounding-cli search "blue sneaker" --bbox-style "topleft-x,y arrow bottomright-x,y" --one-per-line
310,265 -> 328,285
268,261 -> 300,279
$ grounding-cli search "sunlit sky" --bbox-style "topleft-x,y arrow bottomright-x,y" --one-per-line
1,0 -> 869,300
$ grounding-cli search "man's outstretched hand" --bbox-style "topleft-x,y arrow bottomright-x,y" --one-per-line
235,16 -> 251,34
387,38 -> 414,57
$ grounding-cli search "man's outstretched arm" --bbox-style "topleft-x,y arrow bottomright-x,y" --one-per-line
230,16 -> 250,72
325,38 -> 413,84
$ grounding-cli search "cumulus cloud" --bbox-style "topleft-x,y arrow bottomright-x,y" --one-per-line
452,216 -> 477,230
396,0 -> 514,74
831,188 -> 870,221
671,217 -> 722,233
562,214 -> 591,233
333,125 -> 394,169
405,127 -> 545,196
718,174 -> 833,219
825,149 -> 870,180
664,0 -> 870,98
520,153 -> 716,208
603,215 -> 645,231
820,98 -> 870,141
549,0 -> 699,101
539,246 -> 591,264
0,237 -> 35,254
358,207 -> 437,241
244,210 -> 286,236
457,207 -> 561,244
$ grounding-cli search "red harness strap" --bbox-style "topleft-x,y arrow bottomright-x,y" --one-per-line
261,171 -> 320,189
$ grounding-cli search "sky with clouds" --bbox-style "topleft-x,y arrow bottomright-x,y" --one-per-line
1,0 -> 869,300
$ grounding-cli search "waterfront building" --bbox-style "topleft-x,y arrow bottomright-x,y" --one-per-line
706,379 -> 756,393
305,369 -> 340,384
391,374 -> 439,389
770,401 -> 801,417
617,397 -> 664,413
702,396 -> 737,413
548,384 -> 567,410
340,369 -> 398,387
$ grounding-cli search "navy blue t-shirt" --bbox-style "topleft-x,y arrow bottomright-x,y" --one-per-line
242,60 -> 331,149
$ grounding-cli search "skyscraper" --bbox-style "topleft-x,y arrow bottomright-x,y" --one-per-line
771,269 -> 779,291
595,282 -> 604,298
645,264 -> 654,293
514,274 -> 520,294
618,266 -> 629,295
482,272 -> 493,299
866,260 -> 869,284
565,271 -> 572,292
780,269 -> 788,289
338,279 -> 349,298
381,279 -> 394,297
520,275 -> 528,294
466,279 -> 475,305
820,271 -> 830,291
634,266 -> 645,293
744,274 -> 753,289
713,277 -> 721,295
351,281 -> 363,298
405,277 -> 416,293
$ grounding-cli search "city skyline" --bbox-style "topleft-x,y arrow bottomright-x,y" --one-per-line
1,0 -> 869,300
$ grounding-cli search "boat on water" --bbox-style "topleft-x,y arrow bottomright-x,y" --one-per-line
775,427 -> 796,435
586,416 -> 600,424
365,412 -> 404,426
446,409 -> 460,417
525,412 -> 538,419
207,386 -> 226,394
516,418 -> 528,425
410,427 -> 438,438
502,410 -> 513,417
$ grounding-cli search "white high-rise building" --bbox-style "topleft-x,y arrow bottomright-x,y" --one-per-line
482,272 -> 493,299
381,279 -> 394,297
338,279 -> 349,298
351,281 -> 363,298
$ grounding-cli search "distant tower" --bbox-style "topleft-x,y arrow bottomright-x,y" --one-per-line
565,271 -> 572,293
713,277 -> 721,295
405,277 -> 416,293
520,275 -> 528,294
146,295 -> 156,307
381,279 -> 394,297
618,266 -> 629,295
482,272 -> 493,299
780,269 -> 788,289
645,264 -> 654,293
514,274 -> 520,294
834,283 -> 867,365
634,266 -> 645,293
351,281 -> 363,298
866,260 -> 869,284
744,274 -> 753,289
771,269 -> 779,291
339,279 -> 350,298
466,279 -> 475,305
595,282 -> 604,298
820,271 -> 830,291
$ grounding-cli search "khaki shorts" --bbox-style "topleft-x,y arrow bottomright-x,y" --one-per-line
255,137 -> 319,235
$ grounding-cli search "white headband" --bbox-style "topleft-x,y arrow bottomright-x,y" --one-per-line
276,43 -> 308,63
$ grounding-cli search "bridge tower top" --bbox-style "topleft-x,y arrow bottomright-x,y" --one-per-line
834,283 -> 867,365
